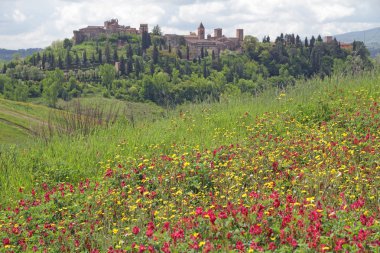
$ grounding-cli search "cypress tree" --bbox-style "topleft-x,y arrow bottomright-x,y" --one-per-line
105,44 -> 111,63
82,50 -> 88,67
98,48 -> 102,64
113,48 -> 118,62
119,56 -> 126,76
176,48 -> 182,59
127,44 -> 133,59
42,53 -> 47,69
152,45 -> 159,64
135,60 -> 141,78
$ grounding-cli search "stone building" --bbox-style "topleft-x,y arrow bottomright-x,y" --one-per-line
168,22 -> 245,59
73,19 -> 147,44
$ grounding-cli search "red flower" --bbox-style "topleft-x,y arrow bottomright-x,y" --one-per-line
249,224 -> 262,236
218,212 -> 228,219
195,207 -> 203,216
235,241 -> 245,251
139,244 -> 146,253
2,238 -> 10,246
104,168 -> 114,178
132,226 -> 140,235
334,238 -> 346,251
146,228 -> 154,237
268,242 -> 276,250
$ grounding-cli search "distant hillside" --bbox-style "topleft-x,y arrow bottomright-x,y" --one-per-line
0,48 -> 42,61
334,27 -> 380,57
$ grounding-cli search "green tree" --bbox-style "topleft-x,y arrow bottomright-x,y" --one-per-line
105,43 -> 111,63
176,48 -> 182,59
119,56 -> 126,76
127,44 -> 133,59
186,46 -> 190,60
43,68 -> 64,107
63,38 -> 73,49
99,64 -> 116,90
152,45 -> 159,64
243,36 -> 259,60
98,48 -> 103,64
141,32 -> 151,52
152,25 -> 162,36
82,50 -> 88,67
113,48 -> 119,62
65,49 -> 72,70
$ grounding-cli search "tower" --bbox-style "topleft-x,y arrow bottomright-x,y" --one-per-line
139,24 -> 148,34
198,22 -> 205,40
214,28 -> 222,39
236,29 -> 244,41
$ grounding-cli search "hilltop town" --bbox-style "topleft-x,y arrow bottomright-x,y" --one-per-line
73,19 -> 244,59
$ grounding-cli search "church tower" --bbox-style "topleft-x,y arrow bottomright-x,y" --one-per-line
198,22 -> 205,40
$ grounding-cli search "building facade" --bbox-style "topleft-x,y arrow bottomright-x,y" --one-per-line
73,19 -> 147,44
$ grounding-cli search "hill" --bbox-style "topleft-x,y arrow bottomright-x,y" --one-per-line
0,48 -> 42,62
0,70 -> 379,252
335,27 -> 380,57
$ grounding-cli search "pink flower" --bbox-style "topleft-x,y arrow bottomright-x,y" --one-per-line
132,226 -> 140,235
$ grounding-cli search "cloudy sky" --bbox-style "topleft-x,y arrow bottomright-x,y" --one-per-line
0,0 -> 379,49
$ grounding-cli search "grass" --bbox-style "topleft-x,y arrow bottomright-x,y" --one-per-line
0,70 -> 379,252
0,70 -> 379,203
0,97 -> 164,145
0,121 -> 28,144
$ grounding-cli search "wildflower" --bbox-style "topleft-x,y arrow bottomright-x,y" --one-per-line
249,224 -> 262,236
218,212 -> 228,219
236,241 -> 245,251
2,238 -> 10,246
132,226 -> 140,235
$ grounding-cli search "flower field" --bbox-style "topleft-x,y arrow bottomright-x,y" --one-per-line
1,85 -> 380,252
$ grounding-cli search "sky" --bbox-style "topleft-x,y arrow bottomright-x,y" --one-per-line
0,0 -> 379,49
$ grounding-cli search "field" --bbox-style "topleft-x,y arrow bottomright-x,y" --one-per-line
0,97 -> 164,145
0,71 -> 379,252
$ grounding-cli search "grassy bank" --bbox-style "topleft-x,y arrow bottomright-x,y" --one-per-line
0,70 -> 379,204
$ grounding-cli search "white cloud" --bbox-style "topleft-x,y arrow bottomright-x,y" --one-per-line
0,0 -> 379,49
0,25 -> 55,49
12,9 -> 26,22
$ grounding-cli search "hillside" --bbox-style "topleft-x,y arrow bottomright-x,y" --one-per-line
0,69 -> 379,252
0,97 -> 163,145
0,99 -> 50,144
335,27 -> 380,57
0,48 -> 42,62
1,29 -> 372,112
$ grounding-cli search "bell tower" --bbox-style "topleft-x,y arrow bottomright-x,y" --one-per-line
198,22 -> 205,40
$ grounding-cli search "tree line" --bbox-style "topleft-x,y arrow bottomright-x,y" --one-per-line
0,29 -> 374,107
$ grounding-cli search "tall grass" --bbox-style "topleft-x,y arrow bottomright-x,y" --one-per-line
0,70 -> 379,204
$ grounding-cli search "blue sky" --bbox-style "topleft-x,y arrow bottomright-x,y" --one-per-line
0,0 -> 379,49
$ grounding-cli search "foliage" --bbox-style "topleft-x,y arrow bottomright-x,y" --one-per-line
99,64 -> 116,90
0,31 -> 374,108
